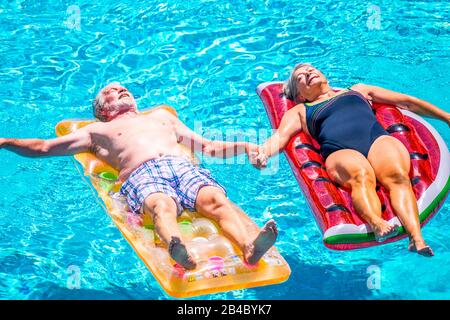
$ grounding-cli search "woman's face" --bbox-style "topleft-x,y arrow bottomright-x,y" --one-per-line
292,65 -> 328,102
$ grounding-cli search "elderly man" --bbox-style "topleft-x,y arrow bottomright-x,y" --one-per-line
0,83 -> 278,269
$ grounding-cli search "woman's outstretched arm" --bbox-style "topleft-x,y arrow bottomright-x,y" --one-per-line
352,83 -> 450,126
250,105 -> 303,168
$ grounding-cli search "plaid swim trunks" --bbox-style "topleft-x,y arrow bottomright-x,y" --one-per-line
120,156 -> 226,215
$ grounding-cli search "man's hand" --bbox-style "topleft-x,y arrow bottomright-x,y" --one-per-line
246,143 -> 268,169
202,141 -> 221,156
0,138 -> 5,148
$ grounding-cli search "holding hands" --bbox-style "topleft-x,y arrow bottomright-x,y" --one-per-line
200,140 -> 270,169
246,143 -> 268,169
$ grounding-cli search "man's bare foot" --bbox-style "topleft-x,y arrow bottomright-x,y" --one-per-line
408,238 -> 434,257
244,219 -> 278,265
168,236 -> 197,270
371,220 -> 399,243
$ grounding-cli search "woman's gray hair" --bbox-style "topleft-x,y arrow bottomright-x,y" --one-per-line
283,63 -> 312,103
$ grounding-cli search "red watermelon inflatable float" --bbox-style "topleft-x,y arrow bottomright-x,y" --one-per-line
257,82 -> 450,250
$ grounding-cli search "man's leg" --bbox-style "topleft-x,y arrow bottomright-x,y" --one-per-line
195,186 -> 278,265
143,192 -> 197,269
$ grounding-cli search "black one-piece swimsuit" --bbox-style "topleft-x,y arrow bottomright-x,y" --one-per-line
304,89 -> 389,160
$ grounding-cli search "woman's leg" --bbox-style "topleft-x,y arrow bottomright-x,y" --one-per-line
367,135 -> 433,256
325,149 -> 397,240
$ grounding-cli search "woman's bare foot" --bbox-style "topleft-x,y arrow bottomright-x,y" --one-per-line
168,236 -> 197,270
244,219 -> 278,265
371,219 -> 399,242
408,238 -> 434,257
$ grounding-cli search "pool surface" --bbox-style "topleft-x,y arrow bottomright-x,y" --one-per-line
0,0 -> 449,299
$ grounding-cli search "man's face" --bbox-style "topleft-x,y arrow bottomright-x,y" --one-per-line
98,83 -> 136,121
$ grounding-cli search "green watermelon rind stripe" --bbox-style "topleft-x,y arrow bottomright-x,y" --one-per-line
324,175 -> 450,245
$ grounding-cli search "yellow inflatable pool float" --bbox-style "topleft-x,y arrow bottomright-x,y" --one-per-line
55,105 -> 291,298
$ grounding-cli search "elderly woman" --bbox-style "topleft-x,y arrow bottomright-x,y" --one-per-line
250,63 -> 450,256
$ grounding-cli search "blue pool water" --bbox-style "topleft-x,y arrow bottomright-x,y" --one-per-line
0,0 -> 449,299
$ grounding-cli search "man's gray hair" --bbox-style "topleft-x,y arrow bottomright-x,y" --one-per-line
283,63 -> 312,103
93,90 -> 106,121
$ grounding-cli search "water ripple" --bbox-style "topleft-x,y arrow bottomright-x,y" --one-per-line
0,0 -> 449,299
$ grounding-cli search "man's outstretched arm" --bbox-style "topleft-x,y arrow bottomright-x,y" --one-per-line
0,128 -> 92,157
167,112 -> 251,158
